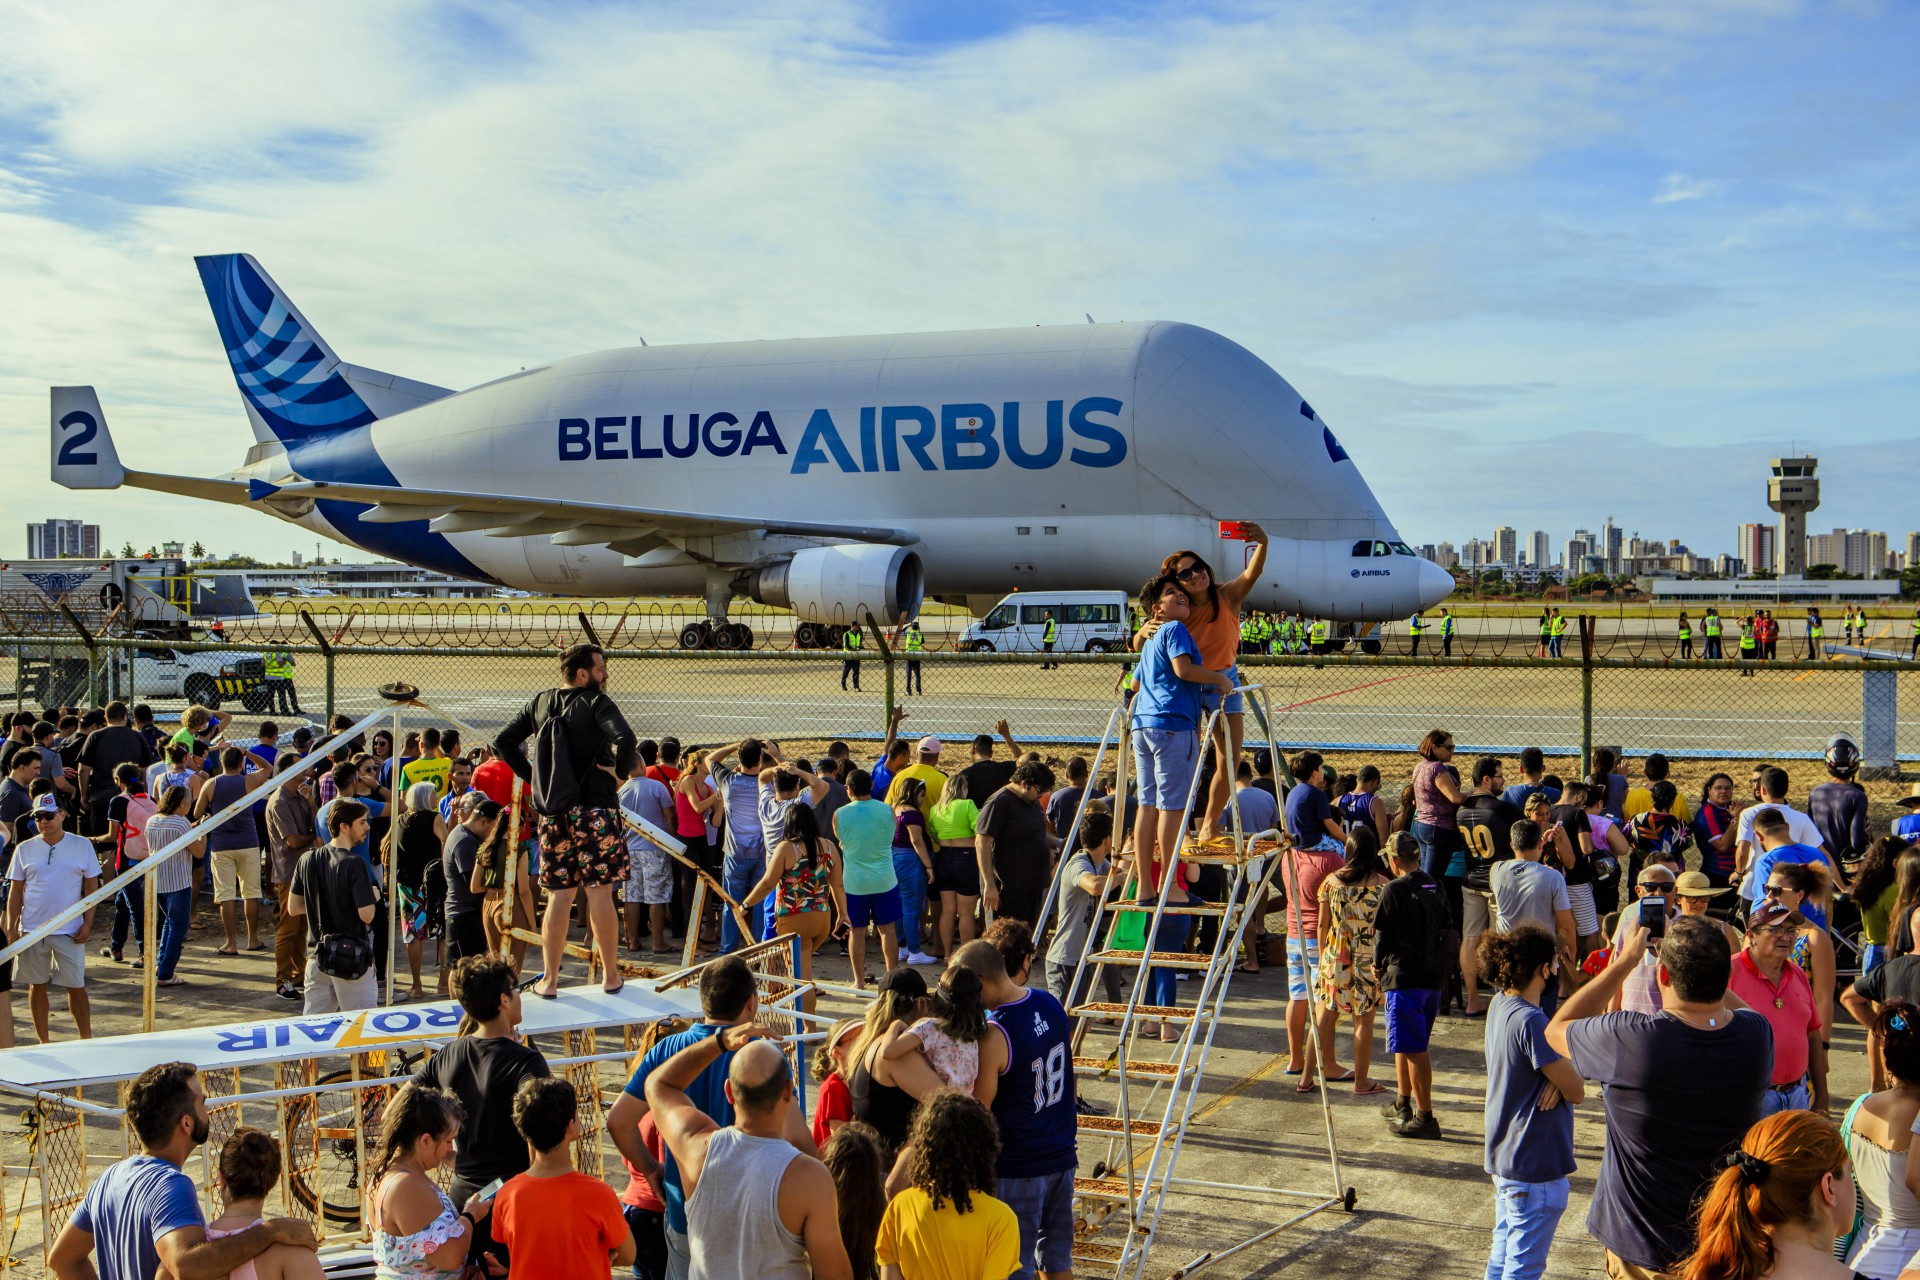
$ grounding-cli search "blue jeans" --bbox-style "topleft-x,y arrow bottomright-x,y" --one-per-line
720,857 -> 759,954
1486,1176 -> 1569,1280
1412,821 -> 1456,881
110,882 -> 145,956
892,847 -> 928,952
155,888 -> 191,981
1761,1079 -> 1809,1116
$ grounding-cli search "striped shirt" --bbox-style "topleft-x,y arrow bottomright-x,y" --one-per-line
141,814 -> 195,894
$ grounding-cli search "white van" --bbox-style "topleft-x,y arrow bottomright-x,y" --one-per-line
960,590 -> 1129,654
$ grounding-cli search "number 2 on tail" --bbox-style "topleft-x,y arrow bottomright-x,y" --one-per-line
58,410 -> 99,466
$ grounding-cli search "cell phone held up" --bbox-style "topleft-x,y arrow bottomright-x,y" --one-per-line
1638,896 -> 1667,939
1218,520 -> 1255,541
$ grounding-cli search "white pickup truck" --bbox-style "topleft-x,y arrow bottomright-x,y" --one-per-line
19,640 -> 270,712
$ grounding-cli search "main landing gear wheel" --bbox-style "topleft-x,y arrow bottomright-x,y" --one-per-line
679,621 -> 713,650
714,623 -> 752,650
794,621 -> 824,649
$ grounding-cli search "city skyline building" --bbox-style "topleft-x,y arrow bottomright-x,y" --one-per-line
25,518 -> 100,560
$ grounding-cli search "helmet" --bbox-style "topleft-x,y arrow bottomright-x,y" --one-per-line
1824,734 -> 1860,778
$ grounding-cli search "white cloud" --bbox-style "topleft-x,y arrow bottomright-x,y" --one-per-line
1653,172 -> 1720,203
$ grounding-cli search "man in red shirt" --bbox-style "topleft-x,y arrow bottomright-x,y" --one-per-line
1725,900 -> 1825,1116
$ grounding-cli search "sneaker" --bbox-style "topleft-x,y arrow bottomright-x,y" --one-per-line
276,981 -> 302,1002
1393,1110 -> 1441,1140
1075,1096 -> 1110,1117
1379,1097 -> 1411,1125
905,951 -> 938,965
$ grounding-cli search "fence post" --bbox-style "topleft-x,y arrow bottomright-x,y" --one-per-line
577,612 -> 603,647
57,603 -> 98,706
1578,617 -> 1595,768
298,611 -> 334,725
864,612 -> 894,736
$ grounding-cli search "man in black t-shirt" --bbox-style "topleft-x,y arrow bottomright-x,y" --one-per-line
75,703 -> 154,837
0,748 -> 38,854
1550,782 -> 1601,953
952,720 -> 1020,804
287,800 -> 378,1015
1457,757 -> 1523,1013
414,955 -> 549,1271
976,760 -> 1057,929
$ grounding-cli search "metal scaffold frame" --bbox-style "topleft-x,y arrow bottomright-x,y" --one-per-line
1039,681 -> 1355,1280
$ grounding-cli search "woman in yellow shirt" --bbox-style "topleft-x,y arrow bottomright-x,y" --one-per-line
876,1089 -> 1021,1280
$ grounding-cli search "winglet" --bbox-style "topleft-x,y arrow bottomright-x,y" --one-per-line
247,479 -> 282,502
50,387 -> 125,490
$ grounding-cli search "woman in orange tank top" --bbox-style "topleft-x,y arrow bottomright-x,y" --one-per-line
1136,524 -> 1269,843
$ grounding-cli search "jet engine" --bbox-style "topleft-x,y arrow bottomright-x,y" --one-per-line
740,545 -> 925,640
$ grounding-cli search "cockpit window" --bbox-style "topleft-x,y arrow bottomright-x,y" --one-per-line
1390,541 -> 1415,556
1373,541 -> 1391,557
1351,540 -> 1373,557
1323,426 -> 1350,464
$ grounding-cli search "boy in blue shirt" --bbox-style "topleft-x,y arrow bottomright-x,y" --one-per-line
1129,576 -> 1232,905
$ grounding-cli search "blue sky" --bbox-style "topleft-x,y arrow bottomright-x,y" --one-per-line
1,0 -> 1915,563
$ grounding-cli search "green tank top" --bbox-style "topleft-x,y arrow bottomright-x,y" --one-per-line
928,798 -> 979,843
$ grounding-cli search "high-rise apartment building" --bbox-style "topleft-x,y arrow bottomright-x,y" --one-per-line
25,519 -> 100,560
1525,530 -> 1551,570
1737,523 -> 1777,576
1493,526 -> 1518,566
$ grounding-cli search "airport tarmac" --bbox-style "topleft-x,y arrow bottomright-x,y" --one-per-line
25,908 -> 1873,1280
305,648 -> 1918,762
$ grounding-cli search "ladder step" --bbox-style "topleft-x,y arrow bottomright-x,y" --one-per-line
1089,949 -> 1215,970
1069,1002 -> 1199,1024
1071,1240 -> 1129,1263
1074,1055 -> 1188,1083
1077,1113 -> 1162,1136
1106,902 -> 1230,917
1075,1176 -> 1138,1201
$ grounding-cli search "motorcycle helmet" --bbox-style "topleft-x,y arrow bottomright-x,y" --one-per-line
1824,734 -> 1861,778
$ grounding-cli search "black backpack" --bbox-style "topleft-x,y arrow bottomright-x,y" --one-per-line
1415,875 -> 1459,978
531,689 -> 589,817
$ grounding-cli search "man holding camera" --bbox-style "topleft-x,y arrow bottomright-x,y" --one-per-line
1605,866 -> 1678,1016
1726,900 -> 1825,1117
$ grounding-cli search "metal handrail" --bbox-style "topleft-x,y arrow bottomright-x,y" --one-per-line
0,705 -> 392,967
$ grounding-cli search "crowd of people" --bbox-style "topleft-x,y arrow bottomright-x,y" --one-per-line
19,526 -> 1920,1280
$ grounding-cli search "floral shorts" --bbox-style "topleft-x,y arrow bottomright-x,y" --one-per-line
534,806 -> 625,891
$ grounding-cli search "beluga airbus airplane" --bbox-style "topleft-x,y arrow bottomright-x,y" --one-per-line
50,254 -> 1452,647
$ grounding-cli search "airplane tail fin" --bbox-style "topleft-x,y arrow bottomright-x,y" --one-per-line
51,386 -> 125,489
194,252 -> 382,447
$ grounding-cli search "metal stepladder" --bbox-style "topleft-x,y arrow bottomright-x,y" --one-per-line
1038,680 -> 1355,1280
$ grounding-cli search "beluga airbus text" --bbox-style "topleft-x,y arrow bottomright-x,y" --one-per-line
50,254 -> 1452,646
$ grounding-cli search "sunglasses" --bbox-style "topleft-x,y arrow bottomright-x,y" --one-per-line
32,814 -> 59,823
1174,566 -> 1208,580
1763,885 -> 1796,897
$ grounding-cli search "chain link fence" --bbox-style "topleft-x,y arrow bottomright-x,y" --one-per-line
5,632 -> 1914,771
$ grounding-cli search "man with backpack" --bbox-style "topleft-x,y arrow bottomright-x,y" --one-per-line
1372,832 -> 1453,1140
494,644 -> 636,999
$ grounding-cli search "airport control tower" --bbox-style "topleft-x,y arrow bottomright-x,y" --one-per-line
1768,456 -> 1820,577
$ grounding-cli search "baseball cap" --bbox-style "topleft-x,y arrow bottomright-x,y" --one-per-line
1673,870 -> 1731,898
915,736 -> 942,756
1749,900 -> 1804,932
32,794 -> 61,817
876,967 -> 928,1000
1899,784 -> 1920,810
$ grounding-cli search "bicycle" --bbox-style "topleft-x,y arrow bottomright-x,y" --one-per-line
282,1045 -> 425,1226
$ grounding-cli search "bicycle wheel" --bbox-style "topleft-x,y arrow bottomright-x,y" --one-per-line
283,1069 -> 391,1226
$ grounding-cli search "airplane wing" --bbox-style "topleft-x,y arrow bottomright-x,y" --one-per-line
247,479 -> 919,549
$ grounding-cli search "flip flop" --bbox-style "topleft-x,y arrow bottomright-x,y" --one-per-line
1295,1078 -> 1319,1093
1325,1069 -> 1356,1083
532,986 -> 560,1000
1352,1081 -> 1387,1096
1284,1067 -> 1305,1076
602,980 -> 626,997
214,947 -> 239,957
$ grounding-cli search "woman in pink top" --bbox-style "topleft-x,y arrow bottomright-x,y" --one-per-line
205,1128 -> 324,1280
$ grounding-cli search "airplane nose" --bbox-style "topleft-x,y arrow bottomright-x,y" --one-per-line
1416,558 -> 1455,611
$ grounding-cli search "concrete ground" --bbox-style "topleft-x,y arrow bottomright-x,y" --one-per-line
6,897 -> 1874,1279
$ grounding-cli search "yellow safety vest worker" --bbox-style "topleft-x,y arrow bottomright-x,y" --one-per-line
1408,615 -> 1425,636
265,653 -> 292,679
1739,621 -> 1756,651
1538,615 -> 1551,638
1705,614 -> 1721,637
1550,615 -> 1567,637
843,628 -> 862,652
1310,619 -> 1330,644
1042,617 -> 1058,643
1679,619 -> 1693,640
1809,617 -> 1823,640
904,628 -> 923,652
1440,615 -> 1454,637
